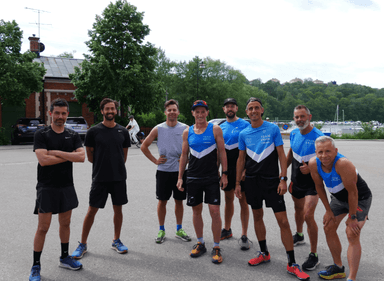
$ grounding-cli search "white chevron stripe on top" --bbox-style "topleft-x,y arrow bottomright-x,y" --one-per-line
326,182 -> 345,194
293,151 -> 316,163
190,143 -> 217,159
225,143 -> 239,150
246,143 -> 275,163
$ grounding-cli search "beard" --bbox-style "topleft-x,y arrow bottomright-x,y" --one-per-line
104,113 -> 115,121
298,119 -> 310,131
226,111 -> 235,119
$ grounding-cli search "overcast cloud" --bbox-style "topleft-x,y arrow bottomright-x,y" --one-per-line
2,0 -> 383,88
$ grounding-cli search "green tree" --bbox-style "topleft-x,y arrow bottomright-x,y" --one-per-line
0,20 -> 46,105
58,51 -> 74,58
69,0 -> 162,117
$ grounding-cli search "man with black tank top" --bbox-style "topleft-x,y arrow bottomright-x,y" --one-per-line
308,136 -> 372,281
141,99 -> 191,244
177,100 -> 228,264
72,98 -> 131,260
29,98 -> 85,281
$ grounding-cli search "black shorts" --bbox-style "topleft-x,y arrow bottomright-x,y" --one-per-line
156,170 -> 186,201
330,195 -> 372,221
289,182 -> 317,199
90,180 -> 128,208
34,185 -> 79,215
186,178 -> 220,207
223,169 -> 245,192
244,176 -> 286,213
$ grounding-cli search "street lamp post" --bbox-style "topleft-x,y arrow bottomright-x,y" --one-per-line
196,60 -> 205,100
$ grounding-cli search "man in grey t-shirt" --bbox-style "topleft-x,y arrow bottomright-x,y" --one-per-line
141,99 -> 191,244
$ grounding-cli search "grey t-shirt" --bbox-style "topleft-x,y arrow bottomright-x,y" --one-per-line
156,121 -> 187,172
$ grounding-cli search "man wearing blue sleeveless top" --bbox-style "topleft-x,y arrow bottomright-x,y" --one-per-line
141,99 -> 191,244
236,97 -> 310,280
219,98 -> 251,250
287,105 -> 324,271
308,136 -> 372,281
177,100 -> 228,264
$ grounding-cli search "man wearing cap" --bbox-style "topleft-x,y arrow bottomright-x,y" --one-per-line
219,98 -> 251,250
126,115 -> 140,144
236,97 -> 310,280
177,100 -> 228,264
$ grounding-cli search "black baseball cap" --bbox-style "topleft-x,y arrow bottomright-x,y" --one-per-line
223,98 -> 237,106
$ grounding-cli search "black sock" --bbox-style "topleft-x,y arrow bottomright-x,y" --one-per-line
258,240 -> 269,256
287,250 -> 295,266
61,243 -> 69,259
33,251 -> 42,266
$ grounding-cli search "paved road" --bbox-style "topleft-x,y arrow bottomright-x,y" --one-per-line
0,140 -> 383,281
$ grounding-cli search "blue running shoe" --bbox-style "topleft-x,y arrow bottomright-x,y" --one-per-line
72,242 -> 87,259
29,265 -> 41,281
318,264 -> 346,279
59,255 -> 83,270
111,238 -> 128,254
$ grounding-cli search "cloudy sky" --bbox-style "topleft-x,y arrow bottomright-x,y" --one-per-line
3,0 -> 383,88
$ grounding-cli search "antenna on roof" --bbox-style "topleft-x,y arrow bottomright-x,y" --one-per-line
25,7 -> 52,39
25,7 -> 51,57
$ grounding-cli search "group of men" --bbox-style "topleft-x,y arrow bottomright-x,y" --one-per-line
29,96 -> 372,281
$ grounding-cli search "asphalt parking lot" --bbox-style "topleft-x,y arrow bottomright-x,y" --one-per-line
0,140 -> 383,280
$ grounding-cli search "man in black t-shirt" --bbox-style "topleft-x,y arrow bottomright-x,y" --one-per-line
72,98 -> 131,260
29,99 -> 85,281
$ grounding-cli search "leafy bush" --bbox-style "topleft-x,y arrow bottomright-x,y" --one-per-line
0,127 -> 10,145
333,123 -> 384,139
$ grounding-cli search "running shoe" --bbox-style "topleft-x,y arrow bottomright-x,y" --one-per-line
293,232 -> 305,246
248,251 -> 270,266
287,263 -> 310,280
220,228 -> 233,240
318,264 -> 346,279
302,252 -> 320,271
347,279 -> 354,281
156,230 -> 166,244
29,265 -> 41,281
59,255 -> 83,270
190,242 -> 207,258
211,246 -> 223,264
111,238 -> 128,254
238,235 -> 252,251
175,229 -> 191,242
72,242 -> 87,260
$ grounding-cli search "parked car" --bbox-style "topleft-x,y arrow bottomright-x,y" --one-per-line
65,117 -> 88,139
208,118 -> 226,125
11,118 -> 46,145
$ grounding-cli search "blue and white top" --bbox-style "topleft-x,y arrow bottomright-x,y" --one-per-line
156,121 -> 187,172
316,152 -> 371,202
290,127 -> 323,189
187,122 -> 217,179
220,118 -> 250,170
239,121 -> 283,177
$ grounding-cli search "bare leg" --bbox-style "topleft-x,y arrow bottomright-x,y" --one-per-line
157,200 -> 167,226
239,191 -> 249,236
303,195 -> 319,253
113,205 -> 123,240
292,195 -> 305,234
34,212 -> 53,252
252,209 -> 266,241
209,204 -> 222,243
80,206 -> 99,244
192,204 -> 204,239
324,214 -> 345,267
174,199 -> 184,226
58,210 -> 72,244
224,189 -> 234,230
275,211 -> 294,251
346,218 -> 367,281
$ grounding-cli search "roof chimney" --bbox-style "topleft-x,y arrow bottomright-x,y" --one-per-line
28,35 -> 40,57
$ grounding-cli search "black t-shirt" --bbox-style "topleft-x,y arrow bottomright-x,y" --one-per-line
34,126 -> 83,188
85,123 -> 130,182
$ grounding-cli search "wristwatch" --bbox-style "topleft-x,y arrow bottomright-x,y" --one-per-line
349,214 -> 357,220
222,171 -> 228,175
280,176 -> 288,181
